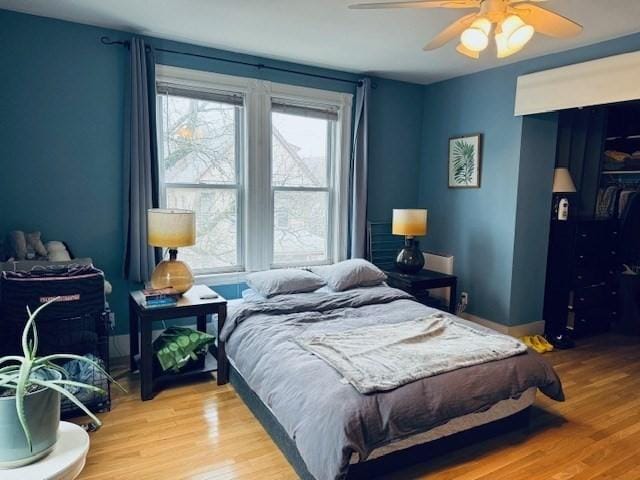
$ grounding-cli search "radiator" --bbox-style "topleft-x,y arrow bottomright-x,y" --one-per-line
423,251 -> 454,304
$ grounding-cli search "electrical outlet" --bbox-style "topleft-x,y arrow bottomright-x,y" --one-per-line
460,292 -> 469,305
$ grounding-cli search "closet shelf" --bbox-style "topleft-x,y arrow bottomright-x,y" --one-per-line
606,135 -> 640,141
601,170 -> 640,175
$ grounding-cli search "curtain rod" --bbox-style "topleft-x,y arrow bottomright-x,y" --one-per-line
100,36 -> 367,88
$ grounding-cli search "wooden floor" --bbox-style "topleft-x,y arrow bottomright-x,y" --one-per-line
76,333 -> 640,480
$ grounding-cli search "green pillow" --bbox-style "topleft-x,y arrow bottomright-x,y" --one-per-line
153,327 -> 215,372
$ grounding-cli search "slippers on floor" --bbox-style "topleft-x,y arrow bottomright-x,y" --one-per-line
534,335 -> 554,352
521,335 -> 553,354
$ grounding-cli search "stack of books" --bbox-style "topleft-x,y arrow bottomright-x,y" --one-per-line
142,287 -> 180,308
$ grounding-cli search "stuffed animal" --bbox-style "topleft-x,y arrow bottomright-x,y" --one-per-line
8,231 -> 50,260
8,231 -> 27,260
45,241 -> 72,262
26,231 -> 48,257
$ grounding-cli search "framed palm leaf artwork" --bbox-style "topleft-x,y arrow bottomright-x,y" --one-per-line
448,134 -> 482,188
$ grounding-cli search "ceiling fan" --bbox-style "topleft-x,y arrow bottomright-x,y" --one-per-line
348,0 -> 583,59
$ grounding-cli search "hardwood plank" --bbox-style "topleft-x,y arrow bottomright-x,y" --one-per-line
74,333 -> 640,479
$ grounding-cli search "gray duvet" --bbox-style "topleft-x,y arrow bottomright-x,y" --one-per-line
222,285 -> 564,480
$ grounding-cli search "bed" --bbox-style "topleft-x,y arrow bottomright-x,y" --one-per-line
218,270 -> 563,480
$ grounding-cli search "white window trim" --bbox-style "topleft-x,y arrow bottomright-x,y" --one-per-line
155,65 -> 353,286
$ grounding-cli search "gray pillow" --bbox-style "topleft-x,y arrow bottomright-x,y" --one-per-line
241,288 -> 266,303
246,269 -> 326,298
311,259 -> 387,292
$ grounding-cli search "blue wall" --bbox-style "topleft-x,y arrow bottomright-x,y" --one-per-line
368,78 -> 424,221
0,10 -> 129,331
0,9 -> 424,335
509,113 -> 558,327
419,31 -> 640,326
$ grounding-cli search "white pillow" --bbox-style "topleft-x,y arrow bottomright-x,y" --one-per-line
246,268 -> 326,298
311,259 -> 387,292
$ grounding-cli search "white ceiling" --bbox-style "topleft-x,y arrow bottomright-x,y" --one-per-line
2,0 -> 640,84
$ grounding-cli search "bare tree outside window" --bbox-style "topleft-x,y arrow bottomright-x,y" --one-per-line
158,94 -> 240,272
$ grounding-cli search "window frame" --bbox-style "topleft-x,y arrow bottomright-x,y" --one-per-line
155,65 -> 353,285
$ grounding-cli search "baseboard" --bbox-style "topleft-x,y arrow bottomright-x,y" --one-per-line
507,321 -> 546,338
461,313 -> 545,338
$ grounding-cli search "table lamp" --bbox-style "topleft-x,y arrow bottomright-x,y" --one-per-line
552,168 -> 576,221
392,209 -> 428,274
147,208 -> 196,293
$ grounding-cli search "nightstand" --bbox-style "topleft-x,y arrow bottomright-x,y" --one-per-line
129,284 -> 228,401
384,268 -> 458,314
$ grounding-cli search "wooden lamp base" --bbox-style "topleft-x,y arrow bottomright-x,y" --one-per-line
150,249 -> 194,294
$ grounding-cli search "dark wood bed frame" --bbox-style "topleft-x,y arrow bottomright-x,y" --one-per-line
229,363 -> 531,480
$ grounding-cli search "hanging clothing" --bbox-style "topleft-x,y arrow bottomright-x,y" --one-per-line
596,185 -> 621,218
618,190 -> 636,219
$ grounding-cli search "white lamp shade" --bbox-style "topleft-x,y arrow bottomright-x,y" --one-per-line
552,168 -> 577,193
496,15 -> 534,58
460,18 -> 491,52
495,31 -> 523,58
392,209 -> 428,237
148,209 -> 196,248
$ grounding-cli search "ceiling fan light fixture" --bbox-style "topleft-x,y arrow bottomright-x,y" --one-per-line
456,43 -> 480,59
495,31 -> 522,58
499,14 -> 535,50
460,17 -> 491,52
508,23 -> 535,49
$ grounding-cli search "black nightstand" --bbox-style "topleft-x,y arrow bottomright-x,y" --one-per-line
129,284 -> 228,401
385,269 -> 458,314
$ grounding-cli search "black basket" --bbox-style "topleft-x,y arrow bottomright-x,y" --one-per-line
0,265 -> 111,417
0,265 -> 105,323
49,312 -> 111,418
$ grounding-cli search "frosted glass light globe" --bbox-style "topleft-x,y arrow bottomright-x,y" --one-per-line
460,18 -> 491,52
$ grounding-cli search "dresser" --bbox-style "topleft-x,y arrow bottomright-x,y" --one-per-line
545,217 -> 621,338
569,218 -> 621,336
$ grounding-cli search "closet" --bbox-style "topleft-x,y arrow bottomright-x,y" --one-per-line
544,101 -> 640,343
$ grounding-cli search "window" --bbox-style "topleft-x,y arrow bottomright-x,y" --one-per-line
271,101 -> 337,266
156,66 -> 352,279
157,84 -> 244,274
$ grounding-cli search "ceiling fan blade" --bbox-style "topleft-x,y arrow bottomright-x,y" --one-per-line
456,43 -> 480,59
349,0 -> 480,10
424,13 -> 478,50
511,3 -> 583,38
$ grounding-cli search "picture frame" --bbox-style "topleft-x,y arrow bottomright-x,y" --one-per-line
448,133 -> 482,188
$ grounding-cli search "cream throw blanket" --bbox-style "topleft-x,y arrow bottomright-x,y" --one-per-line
297,313 -> 528,394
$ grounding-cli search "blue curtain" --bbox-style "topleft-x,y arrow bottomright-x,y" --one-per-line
123,37 -> 160,282
349,78 -> 371,259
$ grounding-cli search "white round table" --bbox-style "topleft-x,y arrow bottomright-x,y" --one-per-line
4,422 -> 90,480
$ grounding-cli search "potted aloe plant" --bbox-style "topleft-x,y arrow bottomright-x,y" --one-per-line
0,299 -> 123,469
